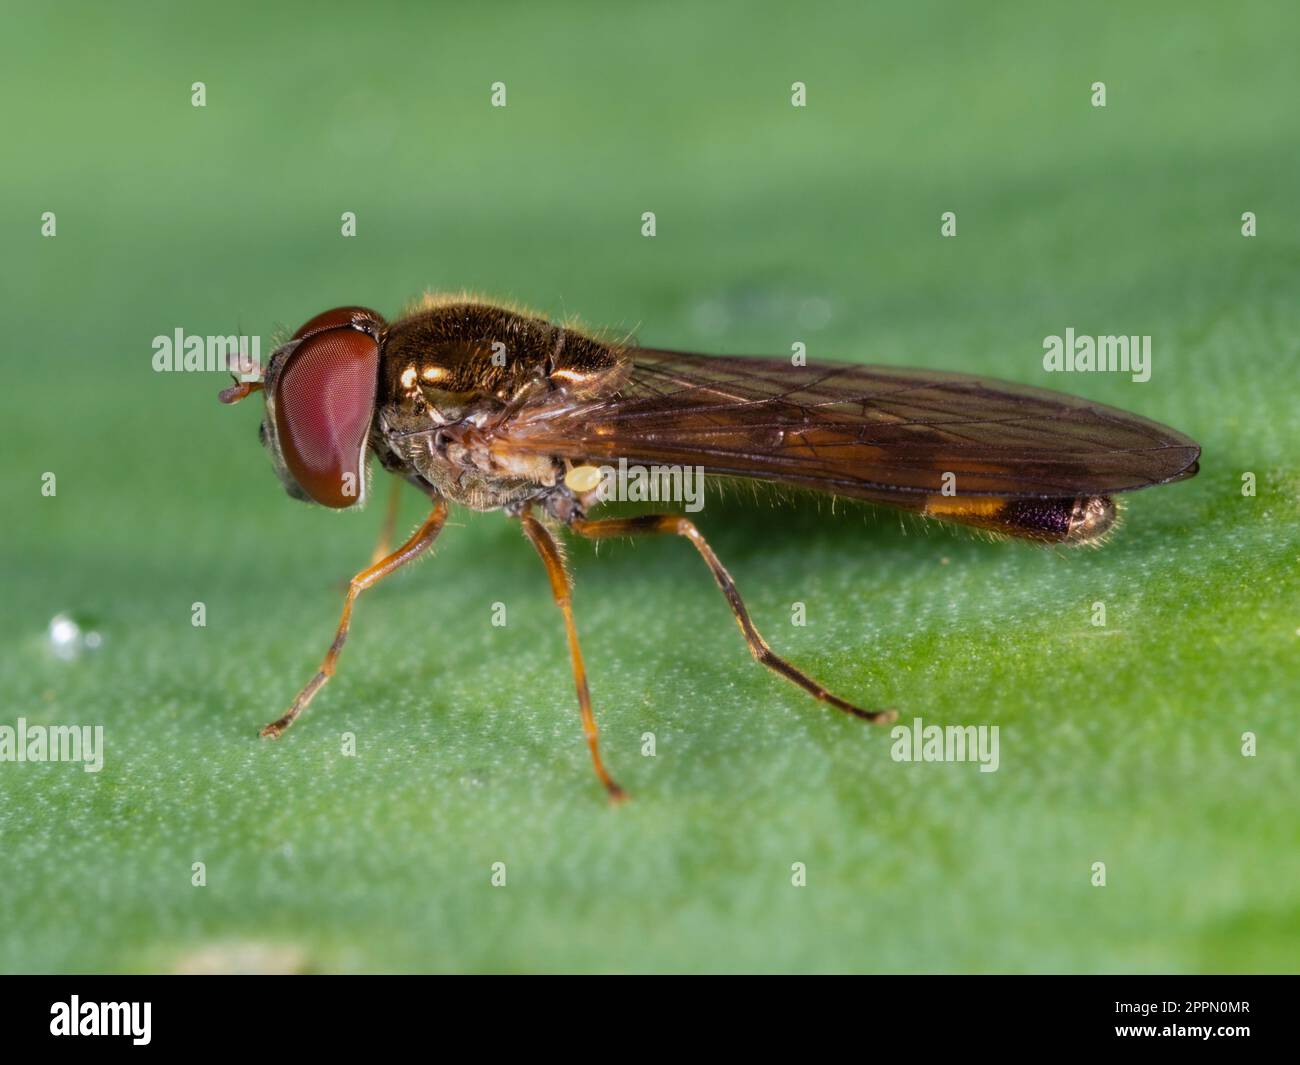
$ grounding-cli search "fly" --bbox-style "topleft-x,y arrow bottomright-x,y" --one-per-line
219,295 -> 1201,801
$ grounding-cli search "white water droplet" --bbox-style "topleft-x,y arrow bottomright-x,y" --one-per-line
47,612 -> 103,661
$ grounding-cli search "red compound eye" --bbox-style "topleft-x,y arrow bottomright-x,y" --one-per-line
274,325 -> 380,508
292,305 -> 381,342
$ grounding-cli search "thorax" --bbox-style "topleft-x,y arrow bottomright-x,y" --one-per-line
369,301 -> 627,511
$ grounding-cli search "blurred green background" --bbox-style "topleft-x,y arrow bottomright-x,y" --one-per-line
2,0 -> 1297,973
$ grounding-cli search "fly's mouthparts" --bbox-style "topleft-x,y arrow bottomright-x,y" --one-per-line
218,380 -> 263,405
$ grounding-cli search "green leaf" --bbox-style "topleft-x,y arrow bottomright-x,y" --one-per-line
1,0 -> 1296,973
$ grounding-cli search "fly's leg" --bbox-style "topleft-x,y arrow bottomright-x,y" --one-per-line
367,475 -> 404,566
261,499 -> 450,738
519,509 -> 627,802
570,514 -> 896,724
333,476 -> 406,591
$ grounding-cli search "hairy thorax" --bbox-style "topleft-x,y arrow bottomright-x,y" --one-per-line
370,301 -> 628,511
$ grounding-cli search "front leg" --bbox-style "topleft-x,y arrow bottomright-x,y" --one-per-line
261,498 -> 450,738
366,474 -> 405,566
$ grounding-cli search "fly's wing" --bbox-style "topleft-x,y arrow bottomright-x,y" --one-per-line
499,349 -> 1200,499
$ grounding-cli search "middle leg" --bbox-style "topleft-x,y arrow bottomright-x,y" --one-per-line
518,509 -> 626,802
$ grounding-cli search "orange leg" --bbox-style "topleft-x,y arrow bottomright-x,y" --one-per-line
519,510 -> 627,802
261,499 -> 450,738
367,475 -> 405,566
571,514 -> 896,724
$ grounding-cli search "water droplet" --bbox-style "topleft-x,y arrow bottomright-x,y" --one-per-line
47,612 -> 104,661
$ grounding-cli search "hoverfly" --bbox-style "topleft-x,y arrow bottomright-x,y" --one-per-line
220,295 -> 1200,800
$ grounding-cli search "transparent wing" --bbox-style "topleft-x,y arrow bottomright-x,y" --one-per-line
499,349 -> 1201,499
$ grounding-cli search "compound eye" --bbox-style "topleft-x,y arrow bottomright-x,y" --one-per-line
274,326 -> 380,508
293,305 -> 383,342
